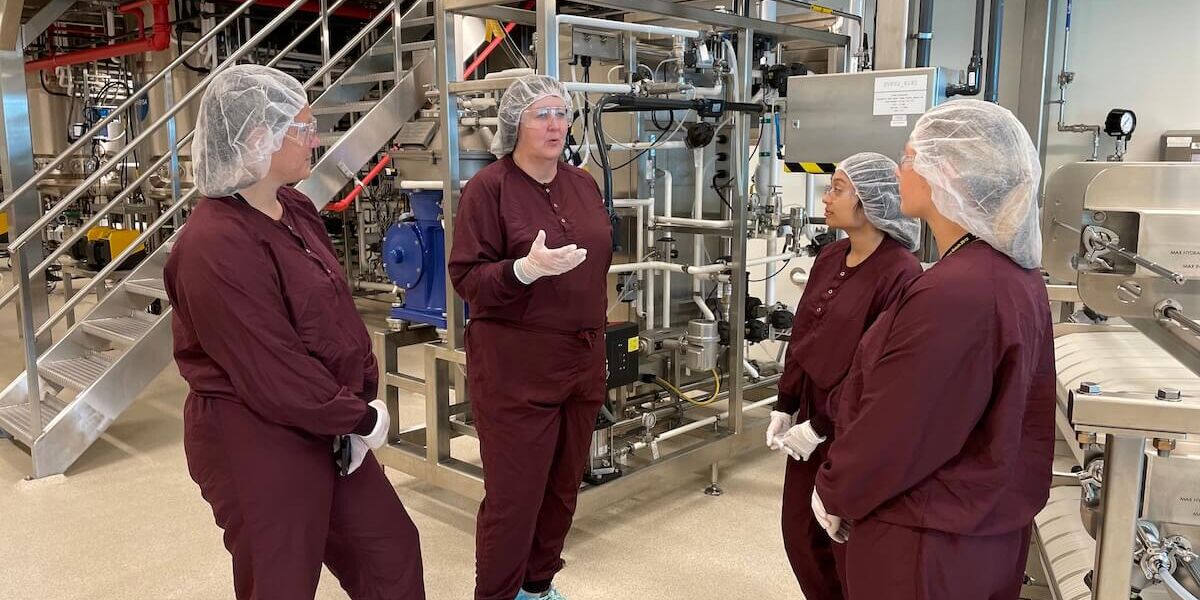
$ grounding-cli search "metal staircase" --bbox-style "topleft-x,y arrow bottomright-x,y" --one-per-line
0,0 -> 447,478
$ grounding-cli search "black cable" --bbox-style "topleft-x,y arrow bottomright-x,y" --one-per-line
39,71 -> 71,98
748,258 -> 792,283
650,108 -> 674,132
712,173 -> 733,211
175,0 -> 211,74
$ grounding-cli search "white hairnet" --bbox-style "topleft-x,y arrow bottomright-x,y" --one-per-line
491,74 -> 572,157
839,152 -> 921,251
193,64 -> 308,197
909,99 -> 1043,268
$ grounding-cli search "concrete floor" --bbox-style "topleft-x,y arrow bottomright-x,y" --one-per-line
0,277 -> 801,600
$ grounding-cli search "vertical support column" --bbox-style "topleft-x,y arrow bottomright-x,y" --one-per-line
424,350 -> 452,463
374,331 -> 401,440
320,0 -> 333,91
164,66 -> 182,232
726,27 -> 753,436
1092,434 -> 1147,600
536,0 -> 558,76
873,0 -> 912,70
0,51 -> 49,436
1016,0 -> 1058,167
437,0 -> 466,351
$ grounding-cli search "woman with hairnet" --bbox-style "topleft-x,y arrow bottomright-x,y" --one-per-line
764,152 -> 922,599
448,74 -> 612,600
813,100 -> 1056,599
164,65 -> 425,599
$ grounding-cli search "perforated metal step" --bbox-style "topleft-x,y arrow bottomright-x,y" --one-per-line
40,354 -> 114,391
80,315 -> 154,344
0,395 -> 69,445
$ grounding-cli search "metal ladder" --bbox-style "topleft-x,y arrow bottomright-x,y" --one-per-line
0,0 -> 436,478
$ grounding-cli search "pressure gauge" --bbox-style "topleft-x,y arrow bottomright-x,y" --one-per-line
1104,109 -> 1137,139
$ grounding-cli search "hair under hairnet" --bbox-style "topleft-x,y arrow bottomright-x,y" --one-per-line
839,152 -> 921,251
192,64 -> 309,197
909,99 -> 1043,268
491,74 -> 572,157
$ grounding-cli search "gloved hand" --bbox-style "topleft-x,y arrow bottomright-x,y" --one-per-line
780,420 -> 826,461
812,489 -> 851,543
344,400 -> 391,475
359,399 -> 390,449
766,411 -> 794,450
345,435 -> 370,475
513,230 -> 588,284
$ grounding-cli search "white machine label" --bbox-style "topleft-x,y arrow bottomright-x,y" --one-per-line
1166,136 -> 1192,148
890,115 -> 909,127
873,75 -> 929,116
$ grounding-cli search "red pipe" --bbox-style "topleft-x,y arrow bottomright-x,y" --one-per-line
462,0 -> 533,79
25,0 -> 171,72
327,154 -> 391,213
462,21 -> 517,79
215,0 -> 378,21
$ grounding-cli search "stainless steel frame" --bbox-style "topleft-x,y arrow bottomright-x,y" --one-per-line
376,0 -> 850,512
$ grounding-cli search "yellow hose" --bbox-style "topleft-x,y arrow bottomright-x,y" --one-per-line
656,369 -> 722,407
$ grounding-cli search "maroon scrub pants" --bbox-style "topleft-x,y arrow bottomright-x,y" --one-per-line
842,519 -> 1031,599
782,444 -> 846,600
184,394 -> 425,600
467,321 -> 606,600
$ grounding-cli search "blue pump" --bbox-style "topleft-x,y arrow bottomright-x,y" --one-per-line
382,190 -> 465,328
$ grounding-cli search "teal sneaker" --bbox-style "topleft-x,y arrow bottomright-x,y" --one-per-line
515,587 -> 567,600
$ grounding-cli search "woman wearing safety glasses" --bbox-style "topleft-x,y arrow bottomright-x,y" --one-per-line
449,74 -> 613,600
164,65 -> 425,599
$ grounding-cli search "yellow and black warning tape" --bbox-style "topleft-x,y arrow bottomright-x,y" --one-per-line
784,161 -> 838,175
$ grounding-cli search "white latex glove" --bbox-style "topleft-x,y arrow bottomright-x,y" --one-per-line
345,435 -> 370,475
780,420 -> 826,461
513,230 -> 588,284
812,489 -> 850,543
359,399 -> 390,450
766,411 -> 794,450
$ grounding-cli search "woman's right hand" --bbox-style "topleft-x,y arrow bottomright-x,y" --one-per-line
513,229 -> 588,284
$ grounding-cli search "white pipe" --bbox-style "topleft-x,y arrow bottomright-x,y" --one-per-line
722,38 -> 740,101
460,116 -> 498,126
564,81 -> 635,95
692,147 -> 707,317
744,358 -> 761,380
611,140 -> 687,151
485,67 -> 534,79
631,395 -> 778,452
635,194 -> 647,321
694,294 -> 715,320
765,234 -> 778,306
399,180 -> 468,190
747,252 -> 799,268
557,14 -> 701,39
653,216 -> 738,229
659,169 -> 673,328
691,84 -> 723,98
613,198 -> 654,208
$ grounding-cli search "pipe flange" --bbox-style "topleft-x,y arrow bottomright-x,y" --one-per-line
1156,298 -> 1185,321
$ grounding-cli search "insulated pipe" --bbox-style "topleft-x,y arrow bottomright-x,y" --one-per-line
610,140 -> 687,151
459,116 -> 499,126
565,81 -> 636,95
692,148 -> 706,317
398,180 -> 469,189
653,216 -> 738,229
556,14 -> 701,39
355,280 -> 398,293
629,396 -> 777,453
658,169 -> 674,328
613,198 -> 654,208
26,0 -> 172,71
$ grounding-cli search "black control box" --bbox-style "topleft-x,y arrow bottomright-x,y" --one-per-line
605,321 -> 640,389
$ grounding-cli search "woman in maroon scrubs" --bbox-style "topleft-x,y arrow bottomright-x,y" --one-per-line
448,75 -> 613,600
165,65 -> 425,600
815,99 -> 1056,599
766,152 -> 922,599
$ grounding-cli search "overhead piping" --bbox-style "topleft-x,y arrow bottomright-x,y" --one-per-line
25,0 -> 171,72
